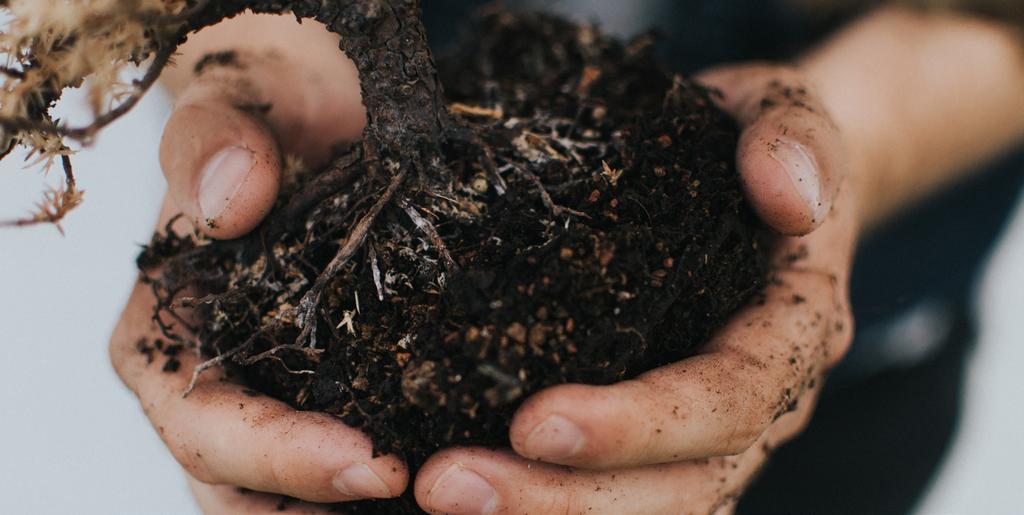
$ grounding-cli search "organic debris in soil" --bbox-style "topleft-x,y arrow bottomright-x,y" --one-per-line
140,10 -> 769,513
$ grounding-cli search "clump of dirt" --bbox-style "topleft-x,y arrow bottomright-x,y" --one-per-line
141,9 -> 768,513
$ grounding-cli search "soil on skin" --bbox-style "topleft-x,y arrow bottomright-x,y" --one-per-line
140,11 -> 769,513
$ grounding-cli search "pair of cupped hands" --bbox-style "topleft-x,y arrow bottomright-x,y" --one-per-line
110,16 -> 858,515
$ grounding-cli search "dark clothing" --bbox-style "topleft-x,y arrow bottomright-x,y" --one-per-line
423,2 -> 1024,513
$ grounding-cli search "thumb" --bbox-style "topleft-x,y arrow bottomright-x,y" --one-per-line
697,64 -> 845,236
159,59 -> 282,240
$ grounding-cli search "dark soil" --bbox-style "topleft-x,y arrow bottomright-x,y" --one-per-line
140,9 -> 768,514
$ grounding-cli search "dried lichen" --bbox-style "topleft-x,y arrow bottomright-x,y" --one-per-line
0,0 -> 201,227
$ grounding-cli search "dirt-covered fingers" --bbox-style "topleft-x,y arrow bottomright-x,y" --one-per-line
508,264 -> 852,470
697,64 -> 845,235
160,89 -> 281,240
187,475 -> 335,514
415,373 -> 826,515
414,446 -> 768,515
109,281 -> 407,503
160,41 -> 364,240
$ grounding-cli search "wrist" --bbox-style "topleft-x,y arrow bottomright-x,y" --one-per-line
799,6 -> 1024,232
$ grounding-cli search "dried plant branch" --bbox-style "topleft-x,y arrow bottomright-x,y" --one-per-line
0,154 -> 81,232
183,332 -> 256,397
510,163 -> 590,219
294,170 -> 407,345
0,0 -> 197,228
65,42 -> 179,142
400,200 -> 459,276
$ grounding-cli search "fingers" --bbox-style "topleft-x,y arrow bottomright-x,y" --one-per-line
187,475 -> 334,514
414,446 -> 766,515
110,278 -> 408,503
508,255 -> 852,470
160,25 -> 364,239
414,389 -> 822,515
160,84 -> 281,240
415,359 -> 827,515
696,64 -> 845,235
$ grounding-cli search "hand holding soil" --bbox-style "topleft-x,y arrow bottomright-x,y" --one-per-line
112,14 -> 410,507
158,15 -> 367,240
4,1 -> 1017,513
413,198 -> 856,515
409,64 -> 856,515
103,11 -> 855,515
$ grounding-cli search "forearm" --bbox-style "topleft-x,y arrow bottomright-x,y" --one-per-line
801,6 -> 1024,230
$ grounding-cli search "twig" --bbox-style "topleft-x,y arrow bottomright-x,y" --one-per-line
0,38 -> 179,143
147,282 -> 182,339
369,244 -> 385,302
175,288 -> 251,308
509,164 -> 590,219
294,171 -> 406,346
450,102 -> 504,119
256,355 -> 317,375
0,154 -> 82,231
67,43 -> 178,141
272,148 -> 365,236
401,200 -> 458,277
183,333 -> 256,397
0,66 -> 24,79
450,123 -> 507,195
240,343 -> 320,366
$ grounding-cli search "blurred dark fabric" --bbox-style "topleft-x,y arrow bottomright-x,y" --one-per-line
740,302 -> 977,515
423,2 -> 1024,513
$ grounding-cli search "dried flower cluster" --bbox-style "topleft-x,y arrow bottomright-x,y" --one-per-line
0,0 -> 197,229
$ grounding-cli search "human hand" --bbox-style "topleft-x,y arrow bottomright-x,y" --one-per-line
411,64 -> 858,514
158,14 -> 366,240
109,15 -> 408,511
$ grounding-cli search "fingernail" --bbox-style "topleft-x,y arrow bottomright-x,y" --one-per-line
427,465 -> 498,515
333,464 -> 392,499
198,146 -> 253,222
523,414 -> 585,460
769,139 -> 828,223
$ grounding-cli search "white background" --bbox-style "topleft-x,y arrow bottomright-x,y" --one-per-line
0,86 -> 1022,515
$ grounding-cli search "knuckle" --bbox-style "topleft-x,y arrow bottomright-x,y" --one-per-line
739,421 -> 767,449
544,487 -> 585,515
263,443 -> 291,490
722,349 -> 781,414
774,268 -> 855,370
628,419 -> 663,466
263,426 -> 311,494
718,440 -> 755,459
720,422 -> 762,456
714,388 -> 771,455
